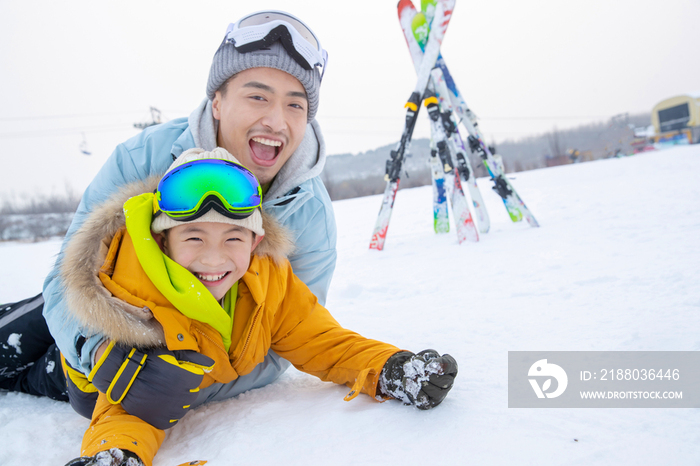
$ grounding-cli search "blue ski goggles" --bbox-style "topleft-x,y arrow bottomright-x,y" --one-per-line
225,10 -> 328,80
154,159 -> 262,221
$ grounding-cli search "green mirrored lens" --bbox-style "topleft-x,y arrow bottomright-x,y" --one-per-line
157,159 -> 261,215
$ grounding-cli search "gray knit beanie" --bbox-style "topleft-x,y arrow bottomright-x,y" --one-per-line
206,41 -> 321,122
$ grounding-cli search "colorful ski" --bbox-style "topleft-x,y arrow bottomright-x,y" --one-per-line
401,6 -> 490,233
420,39 -> 478,241
405,5 -> 450,233
429,149 -> 450,233
425,91 -> 479,242
406,8 -> 450,234
370,0 -> 456,250
434,62 -> 538,226
429,67 -> 489,232
411,0 -> 539,227
440,91 -> 538,225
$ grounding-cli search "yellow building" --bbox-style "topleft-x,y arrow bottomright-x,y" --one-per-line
651,93 -> 700,145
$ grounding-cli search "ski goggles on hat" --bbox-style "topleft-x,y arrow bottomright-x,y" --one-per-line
154,159 -> 262,221
225,10 -> 328,79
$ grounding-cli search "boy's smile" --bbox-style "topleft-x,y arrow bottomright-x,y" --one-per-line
158,222 -> 263,301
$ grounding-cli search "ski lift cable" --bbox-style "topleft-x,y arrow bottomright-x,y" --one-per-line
0,124 -> 136,140
0,107 -> 173,139
0,110 -> 145,122
317,114 -> 612,121
0,111 -> 617,124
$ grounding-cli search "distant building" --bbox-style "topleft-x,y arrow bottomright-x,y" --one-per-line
651,93 -> 700,146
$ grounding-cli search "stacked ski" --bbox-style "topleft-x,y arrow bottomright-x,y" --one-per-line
430,151 -> 450,233
430,68 -> 490,232
416,0 -> 539,227
370,0 -> 538,251
400,1 -> 489,235
424,90 -> 479,242
369,0 -> 456,251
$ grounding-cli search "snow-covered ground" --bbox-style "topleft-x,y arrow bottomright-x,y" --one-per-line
1,145 -> 699,465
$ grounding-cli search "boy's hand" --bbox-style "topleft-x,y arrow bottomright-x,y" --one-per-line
88,342 -> 215,429
379,349 -> 458,409
65,448 -> 144,466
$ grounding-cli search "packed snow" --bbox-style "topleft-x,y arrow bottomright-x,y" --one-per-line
1,145 -> 699,465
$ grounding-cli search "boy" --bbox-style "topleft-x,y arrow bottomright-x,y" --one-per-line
62,148 -> 458,466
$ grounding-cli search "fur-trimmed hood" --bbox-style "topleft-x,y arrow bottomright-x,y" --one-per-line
59,175 -> 295,348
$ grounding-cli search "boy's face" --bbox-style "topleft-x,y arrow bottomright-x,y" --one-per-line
158,222 -> 263,301
212,67 -> 308,185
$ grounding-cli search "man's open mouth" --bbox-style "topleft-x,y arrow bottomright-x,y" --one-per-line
250,136 -> 282,163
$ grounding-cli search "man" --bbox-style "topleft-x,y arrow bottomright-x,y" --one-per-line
0,10 -> 336,408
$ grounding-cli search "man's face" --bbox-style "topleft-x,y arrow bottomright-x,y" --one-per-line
212,67 -> 308,185
160,222 -> 262,301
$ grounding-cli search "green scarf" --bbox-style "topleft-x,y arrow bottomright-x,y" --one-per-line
123,193 -> 235,352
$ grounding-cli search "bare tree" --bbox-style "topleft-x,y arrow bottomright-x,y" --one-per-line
548,126 -> 565,158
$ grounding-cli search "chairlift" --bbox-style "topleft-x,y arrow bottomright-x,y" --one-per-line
79,132 -> 92,156
134,107 -> 164,130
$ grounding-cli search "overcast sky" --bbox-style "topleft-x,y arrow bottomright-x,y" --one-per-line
1,0 -> 697,200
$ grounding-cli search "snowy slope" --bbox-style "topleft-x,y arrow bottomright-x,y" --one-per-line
1,146 -> 699,465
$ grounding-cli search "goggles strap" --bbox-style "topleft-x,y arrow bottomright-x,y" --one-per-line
320,49 -> 328,81
233,24 -> 314,71
160,195 -> 256,223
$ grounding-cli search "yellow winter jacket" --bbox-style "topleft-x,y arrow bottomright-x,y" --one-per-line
59,179 -> 400,465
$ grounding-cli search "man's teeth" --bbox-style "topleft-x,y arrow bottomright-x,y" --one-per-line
196,272 -> 227,282
252,137 -> 282,147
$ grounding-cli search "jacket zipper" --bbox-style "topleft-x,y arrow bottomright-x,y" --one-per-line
233,305 -> 263,372
193,327 -> 227,357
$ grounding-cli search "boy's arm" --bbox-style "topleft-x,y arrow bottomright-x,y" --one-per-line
79,392 -> 164,466
274,305 -> 399,399
272,299 -> 458,407
267,262 -> 458,407
269,264 -> 400,398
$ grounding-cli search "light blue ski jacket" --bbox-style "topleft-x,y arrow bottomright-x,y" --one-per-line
43,117 -> 337,392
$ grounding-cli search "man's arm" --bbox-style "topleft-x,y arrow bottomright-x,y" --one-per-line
271,176 -> 337,306
268,260 -> 399,398
43,142 -> 163,374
